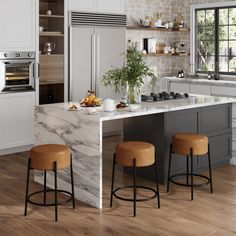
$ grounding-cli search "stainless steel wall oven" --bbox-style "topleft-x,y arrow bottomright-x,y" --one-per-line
0,52 -> 35,93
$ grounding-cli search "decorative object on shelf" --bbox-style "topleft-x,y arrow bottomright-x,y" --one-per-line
143,38 -> 156,54
134,41 -> 142,52
156,43 -> 166,54
39,26 -> 44,32
43,41 -> 56,55
179,41 -> 186,53
101,47 -> 158,104
46,10 -> 52,15
175,12 -> 185,29
156,13 -> 162,27
137,18 -> 150,27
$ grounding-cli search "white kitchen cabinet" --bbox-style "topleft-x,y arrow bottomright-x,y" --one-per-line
0,92 -> 35,151
97,0 -> 124,13
68,0 -> 96,12
169,82 -> 190,93
0,0 -> 36,51
211,85 -> 236,97
68,0 -> 124,13
190,84 -> 211,95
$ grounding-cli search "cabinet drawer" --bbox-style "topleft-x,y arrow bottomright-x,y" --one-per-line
169,82 -> 190,93
190,84 -> 211,95
211,85 -> 236,97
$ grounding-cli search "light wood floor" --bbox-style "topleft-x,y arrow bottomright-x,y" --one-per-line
0,135 -> 236,236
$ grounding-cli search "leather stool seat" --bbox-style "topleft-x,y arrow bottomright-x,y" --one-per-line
31,144 -> 71,171
116,141 -> 155,167
172,133 -> 208,156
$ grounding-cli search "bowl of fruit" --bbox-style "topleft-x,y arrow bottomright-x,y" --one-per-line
80,91 -> 102,114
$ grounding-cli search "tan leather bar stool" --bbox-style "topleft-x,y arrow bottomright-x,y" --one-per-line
24,144 -> 75,221
110,141 -> 160,217
167,133 -> 213,200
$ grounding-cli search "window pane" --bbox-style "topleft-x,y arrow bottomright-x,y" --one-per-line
196,56 -> 215,71
229,26 -> 236,40
205,26 -> 215,41
219,26 -> 229,40
197,26 -> 215,41
229,41 -> 236,57
205,56 -> 215,71
197,10 -> 205,25
206,10 -> 215,25
219,56 -> 229,72
196,56 -> 206,71
229,8 -> 236,25
219,41 -> 228,55
197,40 -> 215,55
219,8 -> 228,25
229,57 -> 236,72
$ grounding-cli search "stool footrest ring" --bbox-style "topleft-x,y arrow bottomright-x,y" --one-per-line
27,189 -> 72,207
169,173 -> 210,188
113,185 -> 157,202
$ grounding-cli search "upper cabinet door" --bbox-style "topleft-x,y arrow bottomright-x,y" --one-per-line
97,0 -> 124,13
68,0 -> 97,11
0,0 -> 36,51
68,0 -> 124,13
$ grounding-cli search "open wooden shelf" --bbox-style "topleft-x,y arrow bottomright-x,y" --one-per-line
39,31 -> 64,37
39,14 -> 64,18
40,81 -> 64,85
127,26 -> 190,32
144,53 -> 190,57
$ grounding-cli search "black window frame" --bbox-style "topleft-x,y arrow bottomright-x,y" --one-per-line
195,6 -> 236,76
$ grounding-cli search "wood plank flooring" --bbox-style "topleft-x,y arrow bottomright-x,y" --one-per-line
0,135 -> 236,236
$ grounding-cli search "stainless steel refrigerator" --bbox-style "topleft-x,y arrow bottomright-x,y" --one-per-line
69,11 -> 127,101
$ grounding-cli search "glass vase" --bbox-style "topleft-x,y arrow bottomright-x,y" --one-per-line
126,84 -> 141,104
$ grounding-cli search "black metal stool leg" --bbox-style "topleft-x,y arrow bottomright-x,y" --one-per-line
133,159 -> 137,217
167,144 -> 172,193
54,161 -> 58,222
190,148 -> 194,201
208,144 -> 213,194
70,155 -> 75,209
24,158 -> 31,216
186,155 -> 189,186
44,170 -> 47,205
154,155 -> 160,208
110,153 -> 116,208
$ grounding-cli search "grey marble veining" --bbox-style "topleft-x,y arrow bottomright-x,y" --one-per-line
34,105 -> 102,208
35,95 -> 236,208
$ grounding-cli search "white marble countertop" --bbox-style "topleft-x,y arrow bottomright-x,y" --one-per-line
41,95 -> 236,122
162,76 -> 236,86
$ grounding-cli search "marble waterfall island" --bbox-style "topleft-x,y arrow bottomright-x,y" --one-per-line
35,95 -> 236,208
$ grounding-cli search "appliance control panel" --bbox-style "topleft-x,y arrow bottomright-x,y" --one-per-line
0,51 -> 35,59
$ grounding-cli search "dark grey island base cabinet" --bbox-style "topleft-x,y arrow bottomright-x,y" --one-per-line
123,103 -> 232,185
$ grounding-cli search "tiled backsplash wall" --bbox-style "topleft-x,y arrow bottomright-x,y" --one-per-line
124,0 -> 235,80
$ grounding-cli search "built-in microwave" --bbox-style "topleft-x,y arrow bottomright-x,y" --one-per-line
0,52 -> 35,93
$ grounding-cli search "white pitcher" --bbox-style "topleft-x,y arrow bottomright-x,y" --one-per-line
103,98 -> 115,112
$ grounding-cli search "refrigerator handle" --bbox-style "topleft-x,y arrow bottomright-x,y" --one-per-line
95,34 -> 100,96
91,34 -> 96,92
69,26 -> 73,101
